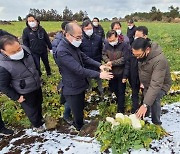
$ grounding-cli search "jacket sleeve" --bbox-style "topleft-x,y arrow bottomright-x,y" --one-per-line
143,59 -> 167,106
111,57 -> 125,66
0,66 -> 20,101
102,44 -> 110,63
57,51 -> 100,78
100,26 -> 105,40
22,29 -> 30,47
0,30 -> 16,37
81,51 -> 101,68
44,29 -> 52,50
122,44 -> 131,79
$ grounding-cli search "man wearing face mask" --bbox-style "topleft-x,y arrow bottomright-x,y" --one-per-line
103,30 -> 131,113
111,21 -> 130,45
0,31 -> 16,137
55,22 -> 113,131
127,19 -> 137,45
80,20 -> 103,95
92,17 -> 105,41
0,35 -> 45,132
132,38 -> 172,125
22,14 -> 52,76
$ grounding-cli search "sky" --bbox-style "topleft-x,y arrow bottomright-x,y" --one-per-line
0,0 -> 179,20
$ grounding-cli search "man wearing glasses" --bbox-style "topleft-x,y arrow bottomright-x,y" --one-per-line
55,22 -> 113,131
132,38 -> 172,125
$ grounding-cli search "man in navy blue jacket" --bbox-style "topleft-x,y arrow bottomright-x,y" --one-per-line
80,20 -> 103,95
55,22 -> 113,131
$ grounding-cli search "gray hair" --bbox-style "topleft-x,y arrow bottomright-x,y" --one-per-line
65,22 -> 80,35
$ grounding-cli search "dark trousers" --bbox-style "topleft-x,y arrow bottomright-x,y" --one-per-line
60,91 -> 71,119
109,74 -> 126,113
64,92 -> 85,130
21,88 -> 43,128
129,80 -> 140,113
129,57 -> 140,113
151,90 -> 166,125
32,52 -> 51,76
0,112 -> 5,130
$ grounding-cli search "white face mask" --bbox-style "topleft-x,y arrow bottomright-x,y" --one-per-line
109,40 -> 118,46
9,49 -> 24,60
84,29 -> 93,37
28,21 -> 37,28
128,26 -> 133,29
71,39 -> 82,48
93,22 -> 98,27
116,30 -> 121,35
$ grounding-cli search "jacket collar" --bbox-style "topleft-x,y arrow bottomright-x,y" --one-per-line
146,42 -> 162,61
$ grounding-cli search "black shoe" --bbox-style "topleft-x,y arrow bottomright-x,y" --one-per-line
0,127 -> 14,136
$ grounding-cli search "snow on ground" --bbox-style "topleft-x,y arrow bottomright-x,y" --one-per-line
88,110 -> 99,117
0,102 -> 180,154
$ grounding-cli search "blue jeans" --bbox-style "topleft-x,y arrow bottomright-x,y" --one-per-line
63,103 -> 71,120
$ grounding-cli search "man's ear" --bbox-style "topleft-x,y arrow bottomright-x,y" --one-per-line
0,49 -> 4,53
144,35 -> 147,39
145,47 -> 150,54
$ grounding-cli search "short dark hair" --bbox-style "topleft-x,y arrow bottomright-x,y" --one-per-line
132,38 -> 151,51
82,20 -> 92,29
106,30 -> 118,38
111,21 -> 121,30
136,26 -> 148,35
93,17 -> 99,22
128,19 -> 134,24
0,35 -> 19,50
61,21 -> 70,30
83,17 -> 90,22
26,14 -> 40,26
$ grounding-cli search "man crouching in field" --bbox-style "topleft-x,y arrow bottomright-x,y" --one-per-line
0,35 -> 45,132
133,38 -> 172,125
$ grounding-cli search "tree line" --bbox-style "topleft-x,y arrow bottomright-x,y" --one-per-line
125,6 -> 180,22
18,7 -> 88,22
18,5 -> 179,22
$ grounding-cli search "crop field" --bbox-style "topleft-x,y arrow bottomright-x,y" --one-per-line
0,21 -> 180,153
0,21 -> 179,127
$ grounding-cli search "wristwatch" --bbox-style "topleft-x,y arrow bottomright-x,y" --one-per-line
143,104 -> 148,108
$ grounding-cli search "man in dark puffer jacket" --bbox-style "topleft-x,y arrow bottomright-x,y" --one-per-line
22,14 -> 52,76
80,20 -> 103,95
0,35 -> 45,132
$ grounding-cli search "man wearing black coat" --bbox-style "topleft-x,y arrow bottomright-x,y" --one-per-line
80,20 -> 103,94
92,17 -> 105,41
22,14 -> 52,76
127,19 -> 136,45
54,22 -> 113,131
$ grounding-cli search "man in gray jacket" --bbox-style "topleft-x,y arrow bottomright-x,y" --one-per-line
0,35 -> 45,132
132,38 -> 172,125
